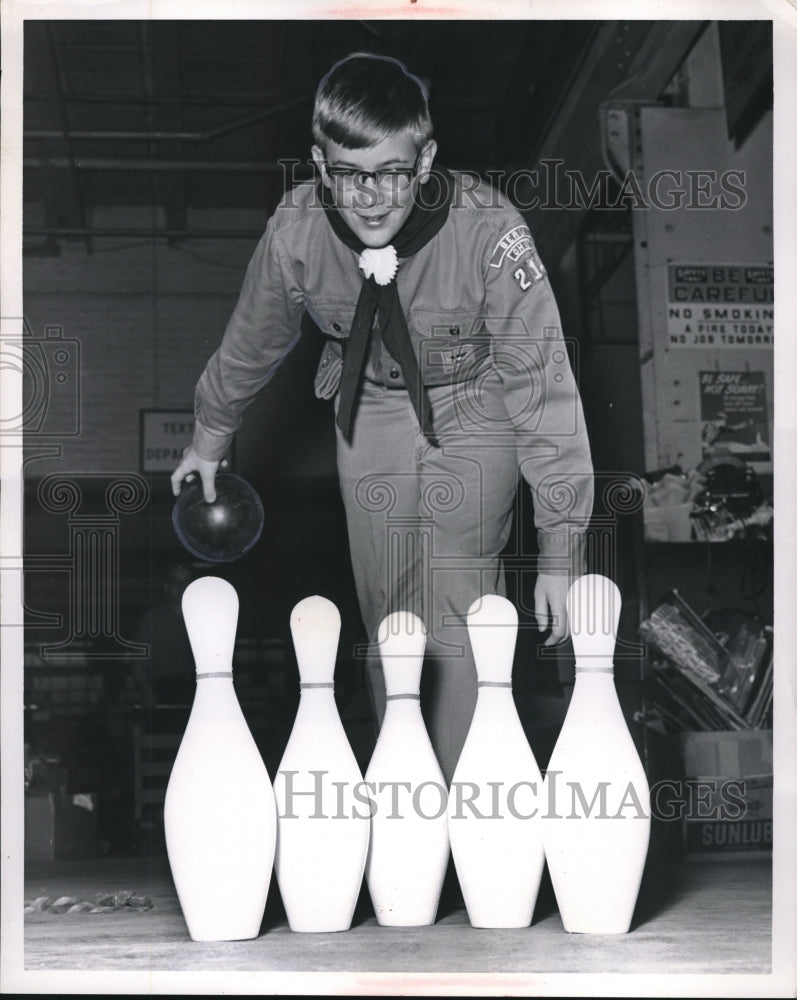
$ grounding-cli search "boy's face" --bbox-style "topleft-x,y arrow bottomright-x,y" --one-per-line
313,130 -> 437,248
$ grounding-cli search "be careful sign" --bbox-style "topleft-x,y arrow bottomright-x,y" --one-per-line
666,264 -> 773,349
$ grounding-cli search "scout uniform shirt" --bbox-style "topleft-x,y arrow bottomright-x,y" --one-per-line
192,171 -> 594,565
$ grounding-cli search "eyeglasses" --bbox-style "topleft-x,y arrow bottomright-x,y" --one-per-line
324,150 -> 423,191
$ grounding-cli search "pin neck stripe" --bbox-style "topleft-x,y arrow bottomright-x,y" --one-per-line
575,666 -> 615,674
196,671 -> 233,680
385,693 -> 421,701
300,682 -> 335,689
478,681 -> 512,688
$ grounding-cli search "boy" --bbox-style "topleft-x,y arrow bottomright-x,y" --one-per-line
171,52 -> 593,783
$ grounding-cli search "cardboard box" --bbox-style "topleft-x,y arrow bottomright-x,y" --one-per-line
25,790 -> 98,862
644,503 -> 694,542
677,730 -> 772,858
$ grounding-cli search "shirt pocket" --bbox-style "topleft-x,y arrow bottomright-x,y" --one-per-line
308,300 -> 357,400
306,300 -> 358,340
409,308 -> 490,385
313,338 -> 344,400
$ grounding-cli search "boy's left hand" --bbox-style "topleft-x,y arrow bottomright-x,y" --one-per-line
534,573 -> 571,646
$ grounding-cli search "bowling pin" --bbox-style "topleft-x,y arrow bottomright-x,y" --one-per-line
365,611 -> 450,926
541,574 -> 650,934
448,595 -> 545,928
164,576 -> 277,942
273,595 -> 370,932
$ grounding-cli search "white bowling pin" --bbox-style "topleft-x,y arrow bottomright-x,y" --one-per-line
164,576 -> 277,942
365,611 -> 450,926
273,595 -> 370,932
541,574 -> 650,934
448,595 -> 545,928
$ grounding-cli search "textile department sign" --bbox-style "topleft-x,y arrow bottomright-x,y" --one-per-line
140,410 -> 195,473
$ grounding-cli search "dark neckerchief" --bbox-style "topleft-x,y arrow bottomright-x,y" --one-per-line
322,166 -> 455,441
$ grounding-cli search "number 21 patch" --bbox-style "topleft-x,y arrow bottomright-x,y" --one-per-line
489,223 -> 547,292
513,252 -> 546,291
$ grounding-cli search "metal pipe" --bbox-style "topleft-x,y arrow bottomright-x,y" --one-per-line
45,22 -> 90,253
25,227 -> 264,240
24,95 -> 312,143
24,157 -> 315,174
26,92 -> 294,106
24,157 -> 496,178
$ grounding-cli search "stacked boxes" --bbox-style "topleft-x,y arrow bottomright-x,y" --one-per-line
676,729 -> 772,858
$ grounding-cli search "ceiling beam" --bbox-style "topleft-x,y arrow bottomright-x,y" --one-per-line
521,20 -> 708,269
498,22 -> 598,170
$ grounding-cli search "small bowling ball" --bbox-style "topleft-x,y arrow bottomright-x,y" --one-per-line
172,472 -> 264,563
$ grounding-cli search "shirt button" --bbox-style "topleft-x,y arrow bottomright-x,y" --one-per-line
321,355 -> 330,368
389,367 -> 400,379
332,322 -> 342,332
449,326 -> 460,336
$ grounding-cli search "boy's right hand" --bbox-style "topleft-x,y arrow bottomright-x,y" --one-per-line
171,446 -> 221,503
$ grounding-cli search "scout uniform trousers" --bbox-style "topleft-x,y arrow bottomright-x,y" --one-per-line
335,370 -> 521,785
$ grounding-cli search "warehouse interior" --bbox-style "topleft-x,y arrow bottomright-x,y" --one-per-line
4,11 -> 793,995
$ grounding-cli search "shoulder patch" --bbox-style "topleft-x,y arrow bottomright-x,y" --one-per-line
489,224 -> 534,269
489,223 -> 547,291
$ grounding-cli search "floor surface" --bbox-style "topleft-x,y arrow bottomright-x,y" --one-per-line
19,852 -> 773,985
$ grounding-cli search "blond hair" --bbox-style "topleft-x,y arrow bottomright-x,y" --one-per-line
313,52 -> 433,151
